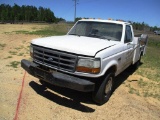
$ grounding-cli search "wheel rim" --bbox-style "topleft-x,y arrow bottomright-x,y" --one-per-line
105,77 -> 113,95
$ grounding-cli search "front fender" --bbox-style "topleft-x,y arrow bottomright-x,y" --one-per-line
101,59 -> 118,76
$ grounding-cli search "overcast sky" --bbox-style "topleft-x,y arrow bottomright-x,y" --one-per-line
1,0 -> 160,27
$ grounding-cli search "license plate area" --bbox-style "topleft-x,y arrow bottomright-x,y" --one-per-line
35,67 -> 56,83
35,68 -> 45,79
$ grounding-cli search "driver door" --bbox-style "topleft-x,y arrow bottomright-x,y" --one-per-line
123,25 -> 134,68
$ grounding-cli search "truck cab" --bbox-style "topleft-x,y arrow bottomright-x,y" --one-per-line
21,19 -> 148,104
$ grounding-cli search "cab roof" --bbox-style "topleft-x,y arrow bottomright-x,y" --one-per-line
78,19 -> 130,25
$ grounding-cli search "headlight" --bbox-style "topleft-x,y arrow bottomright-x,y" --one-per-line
76,58 -> 100,74
30,45 -> 33,58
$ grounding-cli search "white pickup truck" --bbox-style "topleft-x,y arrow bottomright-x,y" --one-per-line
21,19 -> 148,104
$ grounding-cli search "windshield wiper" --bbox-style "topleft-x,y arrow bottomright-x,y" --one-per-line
99,36 -> 111,41
69,33 -> 80,37
88,34 -> 110,40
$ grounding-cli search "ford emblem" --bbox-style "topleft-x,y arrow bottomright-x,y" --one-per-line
48,57 -> 53,61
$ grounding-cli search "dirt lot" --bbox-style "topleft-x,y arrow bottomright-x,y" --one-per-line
0,24 -> 160,120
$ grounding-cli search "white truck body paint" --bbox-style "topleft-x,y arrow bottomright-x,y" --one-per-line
31,35 -> 118,57
31,19 -> 148,78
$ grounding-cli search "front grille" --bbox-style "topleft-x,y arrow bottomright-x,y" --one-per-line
33,45 -> 77,72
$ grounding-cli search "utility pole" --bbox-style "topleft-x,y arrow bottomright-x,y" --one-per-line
73,0 -> 78,22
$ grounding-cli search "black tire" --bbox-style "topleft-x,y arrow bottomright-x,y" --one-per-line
92,73 -> 114,105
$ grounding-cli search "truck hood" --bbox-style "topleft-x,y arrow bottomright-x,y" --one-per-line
31,35 -> 119,56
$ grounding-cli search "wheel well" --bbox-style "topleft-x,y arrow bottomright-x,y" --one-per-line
105,65 -> 117,76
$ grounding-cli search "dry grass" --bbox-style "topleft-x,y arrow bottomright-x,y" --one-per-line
124,33 -> 160,100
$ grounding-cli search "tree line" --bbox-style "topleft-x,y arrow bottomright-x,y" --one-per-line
0,3 -> 159,32
132,21 -> 160,32
0,4 -> 64,23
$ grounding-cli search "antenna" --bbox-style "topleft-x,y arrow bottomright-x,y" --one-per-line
73,0 -> 78,22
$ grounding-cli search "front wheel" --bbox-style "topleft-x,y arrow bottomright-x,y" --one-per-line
92,73 -> 114,105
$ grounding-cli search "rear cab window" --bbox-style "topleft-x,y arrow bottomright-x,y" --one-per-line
125,25 -> 133,43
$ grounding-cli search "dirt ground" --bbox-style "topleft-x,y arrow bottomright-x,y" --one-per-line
0,24 -> 160,120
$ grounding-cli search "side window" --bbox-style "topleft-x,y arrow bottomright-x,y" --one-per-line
125,25 -> 132,43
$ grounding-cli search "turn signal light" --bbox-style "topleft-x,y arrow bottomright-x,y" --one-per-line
76,66 -> 100,74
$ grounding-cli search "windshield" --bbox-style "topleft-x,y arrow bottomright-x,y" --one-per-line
68,21 -> 123,41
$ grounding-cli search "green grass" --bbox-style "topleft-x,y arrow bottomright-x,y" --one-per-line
14,30 -> 29,34
0,43 -> 6,47
4,56 -> 12,59
0,43 -> 6,50
17,53 -> 24,56
136,36 -> 160,82
138,78 -> 147,87
14,46 -> 24,50
29,28 -> 65,36
8,46 -> 25,56
9,51 -> 17,55
128,34 -> 160,100
7,61 -> 20,68
4,32 -> 11,34
12,23 -> 71,36
126,84 -> 140,96
126,77 -> 160,100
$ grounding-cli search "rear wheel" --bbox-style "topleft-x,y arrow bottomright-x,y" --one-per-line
92,73 -> 114,105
